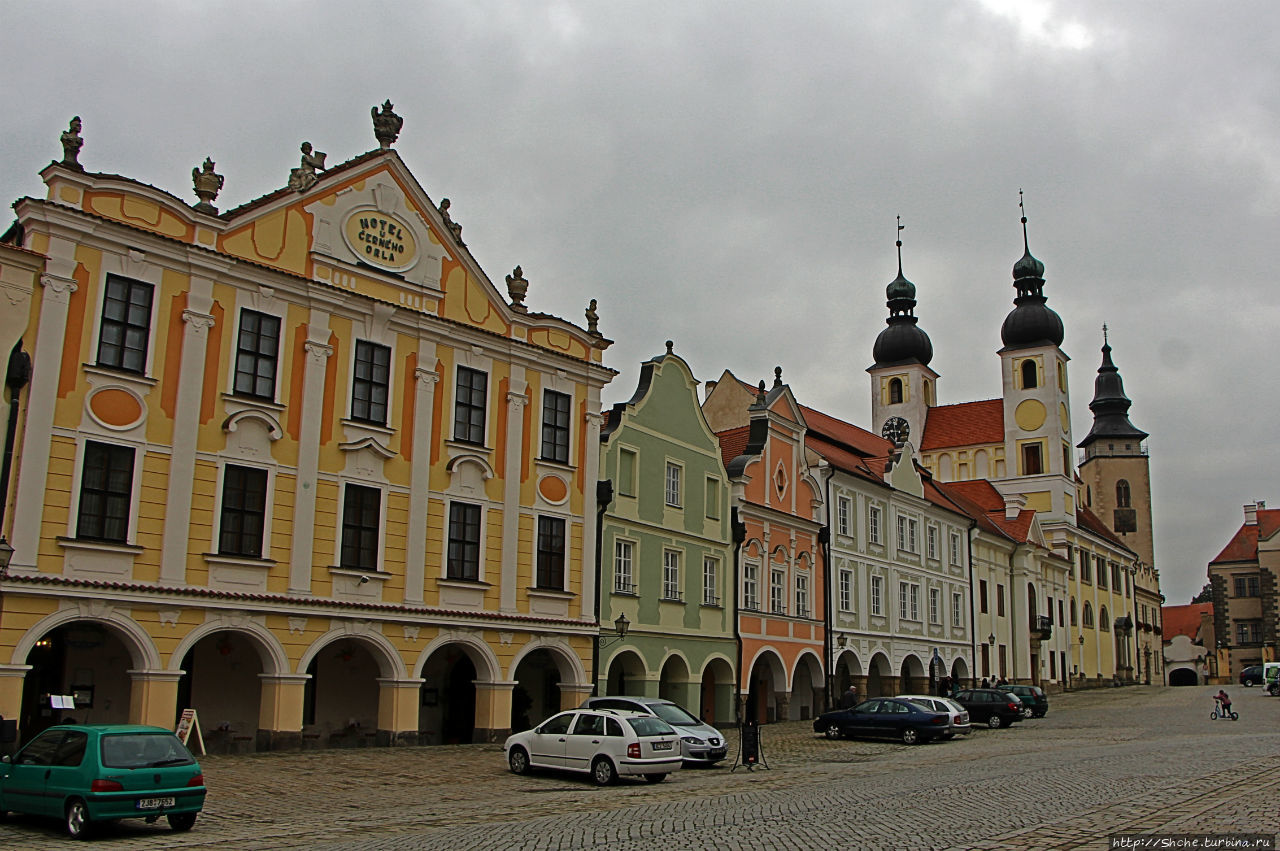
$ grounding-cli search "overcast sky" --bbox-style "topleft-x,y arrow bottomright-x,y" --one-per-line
4,1 -> 1276,606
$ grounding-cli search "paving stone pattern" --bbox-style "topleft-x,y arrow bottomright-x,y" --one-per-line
1,685 -> 1276,850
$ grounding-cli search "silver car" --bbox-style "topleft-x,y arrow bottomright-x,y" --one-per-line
897,694 -> 971,737
582,696 -> 727,765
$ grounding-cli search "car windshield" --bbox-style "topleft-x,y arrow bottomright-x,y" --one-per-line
626,716 -> 674,737
648,703 -> 701,727
101,732 -> 195,769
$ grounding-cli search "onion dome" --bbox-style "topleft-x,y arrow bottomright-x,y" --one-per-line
1077,330 -> 1148,449
872,220 -> 933,367
1000,197 -> 1063,350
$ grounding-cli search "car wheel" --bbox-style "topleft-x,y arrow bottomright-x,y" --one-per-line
987,715 -> 1004,729
591,756 -> 617,786
901,727 -> 920,745
66,799 -> 93,840
508,746 -> 531,775
643,773 -> 666,784
1022,707 -> 1033,719
824,723 -> 843,740
1243,678 -> 1255,687
1269,684 -> 1279,697
168,812 -> 198,832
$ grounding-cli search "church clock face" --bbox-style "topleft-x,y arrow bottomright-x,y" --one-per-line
882,416 -> 909,444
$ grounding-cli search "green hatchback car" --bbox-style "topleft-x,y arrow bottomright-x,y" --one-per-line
0,724 -> 206,839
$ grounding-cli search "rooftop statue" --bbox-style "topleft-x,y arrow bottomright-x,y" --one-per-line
586,299 -> 600,336
438,198 -> 464,244
288,142 -> 327,191
506,266 -> 529,313
372,100 -> 403,150
60,117 -> 84,170
191,157 -> 224,214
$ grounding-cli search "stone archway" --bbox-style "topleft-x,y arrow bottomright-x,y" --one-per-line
866,652 -> 892,697
19,621 -> 143,738
658,653 -> 692,707
698,656 -> 734,725
789,652 -> 825,720
744,649 -> 787,723
899,654 -> 926,694
175,630 -> 267,753
1168,667 -> 1199,687
603,648 -> 647,698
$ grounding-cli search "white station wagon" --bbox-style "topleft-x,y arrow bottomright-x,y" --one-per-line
504,709 -> 683,785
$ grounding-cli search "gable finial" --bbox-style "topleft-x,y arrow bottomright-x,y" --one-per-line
371,100 -> 403,150
773,366 -> 783,388
1019,188 -> 1030,252
191,157 -> 224,215
665,339 -> 673,355
896,215 -> 905,276
1102,322 -> 1109,347
505,266 -> 529,313
754,380 -> 767,407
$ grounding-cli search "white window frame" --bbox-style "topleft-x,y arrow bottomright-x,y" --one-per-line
950,531 -> 963,566
770,569 -> 786,614
871,574 -> 883,616
910,584 -> 920,620
839,568 -> 853,612
702,556 -> 719,605
837,496 -> 851,537
869,506 -> 882,545
929,587 -> 940,624
614,538 -> 635,594
795,573 -> 809,619
662,549 -> 682,601
927,525 -> 938,560
899,581 -> 910,619
952,591 -> 964,627
664,461 -> 682,508
743,562 -> 760,611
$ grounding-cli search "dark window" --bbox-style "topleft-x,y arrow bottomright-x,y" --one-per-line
16,730 -> 63,765
1070,598 -> 1077,626
1116,479 -> 1131,508
96,275 -> 153,373
1234,575 -> 1261,597
54,731 -> 88,767
219,464 -> 268,557
541,390 -> 571,463
1021,359 -> 1038,388
540,713 -> 573,735
453,367 -> 487,445
351,341 -> 391,425
996,584 -> 1006,617
233,310 -> 281,400
979,579 -> 989,614
1022,443 -> 1043,475
536,516 -> 566,589
447,502 -> 481,580
889,377 -> 903,404
340,484 -> 381,571
77,441 -> 135,542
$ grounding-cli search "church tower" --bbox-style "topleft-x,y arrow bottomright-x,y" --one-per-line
868,219 -> 937,448
1077,331 -> 1154,567
996,197 -> 1076,523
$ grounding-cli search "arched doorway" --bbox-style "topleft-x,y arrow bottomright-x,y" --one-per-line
699,657 -> 734,724
744,651 -> 786,723
419,645 -> 477,745
950,657 -> 970,689
19,622 -> 137,738
789,653 -> 824,720
303,640 -> 383,747
603,649 -> 646,698
176,630 -> 265,753
866,652 -> 892,697
1168,667 -> 1199,687
899,654 -> 926,694
658,654 -> 692,707
511,648 -> 564,730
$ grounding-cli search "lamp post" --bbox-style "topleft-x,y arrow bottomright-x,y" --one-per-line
599,612 -> 630,648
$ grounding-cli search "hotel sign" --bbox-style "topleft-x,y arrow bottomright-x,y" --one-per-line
343,209 -> 419,272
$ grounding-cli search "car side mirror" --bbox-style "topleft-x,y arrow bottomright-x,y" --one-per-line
1,754 -> 10,763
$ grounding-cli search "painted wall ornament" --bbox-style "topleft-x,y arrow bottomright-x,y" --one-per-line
506,265 -> 529,313
371,100 -> 403,150
288,142 -> 327,191
191,157 -> 224,214
60,116 -> 84,170
438,198 -> 464,244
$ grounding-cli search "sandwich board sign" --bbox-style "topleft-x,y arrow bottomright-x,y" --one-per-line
175,708 -> 205,755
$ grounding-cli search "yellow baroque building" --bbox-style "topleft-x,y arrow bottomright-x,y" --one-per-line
0,110 -> 614,749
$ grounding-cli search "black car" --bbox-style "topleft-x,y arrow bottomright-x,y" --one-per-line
996,684 -> 1049,717
812,698 -> 951,745
952,689 -> 1024,728
1239,665 -> 1263,687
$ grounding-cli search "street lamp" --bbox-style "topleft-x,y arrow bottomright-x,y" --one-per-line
987,633 -> 996,646
836,634 -> 847,649
600,612 -> 630,648
0,537 -> 12,576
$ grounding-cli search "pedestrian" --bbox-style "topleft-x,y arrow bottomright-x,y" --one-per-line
981,677 -> 990,689
938,675 -> 951,696
1214,689 -> 1233,718
839,683 -> 859,709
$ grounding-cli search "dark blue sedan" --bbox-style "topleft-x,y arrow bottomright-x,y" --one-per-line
812,698 -> 951,745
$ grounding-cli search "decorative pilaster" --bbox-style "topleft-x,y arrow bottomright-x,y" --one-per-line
404,362 -> 439,604
160,298 -> 216,584
290,318 -> 333,593
580,409 -> 604,618
500,377 -> 528,612
10,269 -> 78,569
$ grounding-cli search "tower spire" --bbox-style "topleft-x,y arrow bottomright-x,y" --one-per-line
896,215 -> 904,277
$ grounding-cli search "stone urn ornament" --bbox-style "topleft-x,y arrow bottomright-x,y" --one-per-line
191,157 -> 224,214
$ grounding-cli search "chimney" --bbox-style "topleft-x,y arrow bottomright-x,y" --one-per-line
1244,503 -> 1261,525
1003,492 -> 1027,521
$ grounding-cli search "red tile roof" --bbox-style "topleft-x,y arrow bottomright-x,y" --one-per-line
716,426 -> 751,470
1210,522 -> 1262,565
937,480 -> 1037,543
1161,603 -> 1213,643
1075,506 -> 1134,553
921,399 -> 1004,450
799,404 -> 893,457
1262,509 -> 1280,540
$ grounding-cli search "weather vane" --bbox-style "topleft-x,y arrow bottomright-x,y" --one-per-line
896,215 -> 905,273
1102,322 -> 1109,345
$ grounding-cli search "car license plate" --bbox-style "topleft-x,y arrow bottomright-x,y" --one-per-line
652,741 -> 672,750
136,797 -> 176,810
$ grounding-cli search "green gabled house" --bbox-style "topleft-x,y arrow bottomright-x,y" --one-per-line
597,343 -> 737,724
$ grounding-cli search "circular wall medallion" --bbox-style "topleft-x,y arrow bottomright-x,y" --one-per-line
342,209 -> 419,272
1014,399 -> 1047,432
538,474 -> 569,505
87,386 -> 145,430
1059,402 -> 1070,434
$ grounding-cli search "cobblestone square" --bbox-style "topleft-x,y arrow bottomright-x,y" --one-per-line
2,685 -> 1276,850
